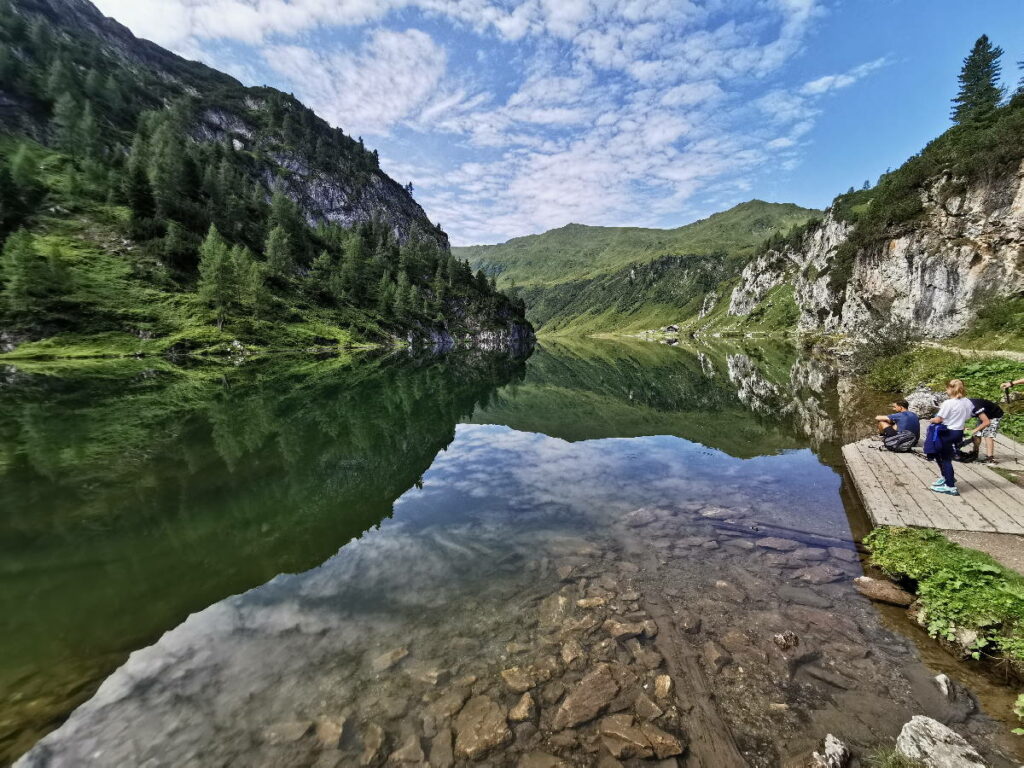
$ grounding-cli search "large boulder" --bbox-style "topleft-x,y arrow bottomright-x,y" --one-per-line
906,386 -> 945,418
895,715 -> 985,768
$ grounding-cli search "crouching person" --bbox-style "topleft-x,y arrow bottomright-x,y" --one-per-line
875,399 -> 920,451
968,397 -> 1004,464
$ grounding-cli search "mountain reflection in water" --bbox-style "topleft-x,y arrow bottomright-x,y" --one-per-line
3,340 -> 1021,767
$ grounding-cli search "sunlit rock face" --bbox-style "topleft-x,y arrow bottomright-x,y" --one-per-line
729,159 -> 1024,336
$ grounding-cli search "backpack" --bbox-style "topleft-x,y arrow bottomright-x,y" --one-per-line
883,430 -> 917,453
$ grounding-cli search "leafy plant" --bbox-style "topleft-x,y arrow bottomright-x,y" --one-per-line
865,527 -> 1024,664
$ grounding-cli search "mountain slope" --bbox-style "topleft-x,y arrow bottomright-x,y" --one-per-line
0,0 -> 532,357
455,201 -> 818,334
457,200 -> 818,288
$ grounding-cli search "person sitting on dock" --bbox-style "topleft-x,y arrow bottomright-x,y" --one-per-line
925,379 -> 974,496
874,400 -> 921,450
965,397 -> 1004,464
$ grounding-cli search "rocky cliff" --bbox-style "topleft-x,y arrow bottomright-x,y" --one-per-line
728,161 -> 1024,338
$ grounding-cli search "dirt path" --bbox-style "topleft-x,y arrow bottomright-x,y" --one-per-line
919,341 -> 1024,363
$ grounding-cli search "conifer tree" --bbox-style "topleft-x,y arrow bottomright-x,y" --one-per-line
264,225 -> 293,280
1,231 -> 69,316
307,249 -> 336,302
239,256 -> 271,319
340,235 -> 366,301
77,101 -> 100,160
0,163 -> 18,239
393,270 -> 412,317
102,74 -> 124,115
44,55 -> 74,101
196,225 -> 237,329
952,35 -> 1004,124
376,271 -> 394,314
51,92 -> 80,155
162,221 -> 192,266
10,144 -> 39,192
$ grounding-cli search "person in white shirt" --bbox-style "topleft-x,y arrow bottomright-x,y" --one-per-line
929,379 -> 974,496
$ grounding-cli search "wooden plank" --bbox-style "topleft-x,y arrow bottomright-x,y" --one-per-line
844,442 -> 915,526
875,448 -> 973,530
860,445 -> 947,528
884,450 -> 996,532
842,444 -> 899,525
950,464 -> 1024,534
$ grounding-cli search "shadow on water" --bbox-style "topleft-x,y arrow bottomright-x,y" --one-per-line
2,338 -> 1021,766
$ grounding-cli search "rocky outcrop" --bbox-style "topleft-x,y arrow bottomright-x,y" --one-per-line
895,715 -> 986,768
728,161 -> 1024,337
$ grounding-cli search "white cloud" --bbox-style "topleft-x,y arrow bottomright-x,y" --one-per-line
800,57 -> 888,95
264,29 -> 447,137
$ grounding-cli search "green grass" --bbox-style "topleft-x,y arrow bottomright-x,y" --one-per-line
950,297 -> 1024,353
865,527 -> 1024,665
456,200 -> 820,290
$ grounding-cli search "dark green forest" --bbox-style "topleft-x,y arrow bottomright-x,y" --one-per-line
0,0 -> 528,357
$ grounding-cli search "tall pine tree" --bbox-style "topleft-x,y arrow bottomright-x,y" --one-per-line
952,35 -> 1004,124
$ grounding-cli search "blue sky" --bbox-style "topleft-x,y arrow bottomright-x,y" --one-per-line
92,0 -> 1024,245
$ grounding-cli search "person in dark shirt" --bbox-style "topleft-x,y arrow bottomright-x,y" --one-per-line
968,397 -> 1004,464
874,400 -> 921,444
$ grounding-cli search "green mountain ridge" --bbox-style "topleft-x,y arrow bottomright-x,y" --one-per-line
456,200 -> 819,334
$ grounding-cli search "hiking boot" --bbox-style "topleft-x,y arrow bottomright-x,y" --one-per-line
931,484 -> 960,496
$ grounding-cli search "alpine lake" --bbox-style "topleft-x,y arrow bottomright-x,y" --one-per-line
1,338 -> 1022,767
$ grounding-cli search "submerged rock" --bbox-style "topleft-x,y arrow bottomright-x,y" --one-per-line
603,620 -> 644,641
428,728 -> 454,768
756,537 -> 801,552
314,716 -> 346,749
895,715 -> 985,768
501,662 -> 555,694
553,663 -> 620,729
360,723 -> 387,766
853,577 -> 914,606
262,720 -> 313,745
517,752 -> 568,768
703,641 -> 733,673
390,734 -> 425,763
454,695 -> 511,760
599,714 -> 654,759
370,647 -> 409,673
653,675 -> 673,700
509,693 -> 536,723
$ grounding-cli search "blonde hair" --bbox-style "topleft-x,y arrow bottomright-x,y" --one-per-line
947,379 -> 966,398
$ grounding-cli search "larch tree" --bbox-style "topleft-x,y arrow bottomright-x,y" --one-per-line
952,35 -> 1004,124
196,225 -> 238,329
264,225 -> 293,280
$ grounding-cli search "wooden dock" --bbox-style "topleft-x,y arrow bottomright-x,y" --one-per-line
842,434 -> 1024,534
